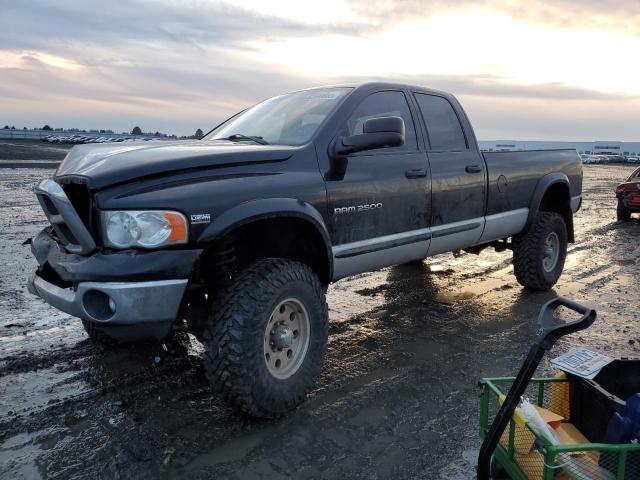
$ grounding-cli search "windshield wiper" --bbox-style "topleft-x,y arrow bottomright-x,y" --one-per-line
220,134 -> 269,145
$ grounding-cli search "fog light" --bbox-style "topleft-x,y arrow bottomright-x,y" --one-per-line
83,290 -> 116,321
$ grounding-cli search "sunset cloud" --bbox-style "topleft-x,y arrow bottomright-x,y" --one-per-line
1,0 -> 639,139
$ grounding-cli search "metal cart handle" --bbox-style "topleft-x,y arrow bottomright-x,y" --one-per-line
477,297 -> 597,480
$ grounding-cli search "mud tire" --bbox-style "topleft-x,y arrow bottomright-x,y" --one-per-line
203,258 -> 328,418
617,200 -> 631,221
513,212 -> 567,291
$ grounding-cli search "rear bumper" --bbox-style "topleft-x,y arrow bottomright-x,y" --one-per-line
618,196 -> 640,210
571,195 -> 582,213
28,274 -> 187,325
618,194 -> 640,209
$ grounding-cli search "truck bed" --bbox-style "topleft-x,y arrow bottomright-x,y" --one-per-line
481,149 -> 582,216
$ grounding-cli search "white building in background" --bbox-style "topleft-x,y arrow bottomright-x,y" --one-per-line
479,140 -> 640,156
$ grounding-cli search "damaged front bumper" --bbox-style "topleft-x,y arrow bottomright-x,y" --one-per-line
28,228 -> 202,326
28,274 -> 188,325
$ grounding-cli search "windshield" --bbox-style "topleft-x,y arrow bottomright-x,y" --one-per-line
205,87 -> 351,146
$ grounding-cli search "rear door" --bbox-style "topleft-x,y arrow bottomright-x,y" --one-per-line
326,89 -> 430,278
412,92 -> 487,254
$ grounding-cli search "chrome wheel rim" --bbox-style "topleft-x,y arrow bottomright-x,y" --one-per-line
263,298 -> 310,379
542,232 -> 560,272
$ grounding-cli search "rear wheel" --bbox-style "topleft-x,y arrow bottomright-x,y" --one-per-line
513,212 -> 568,291
617,200 -> 631,221
203,258 -> 328,418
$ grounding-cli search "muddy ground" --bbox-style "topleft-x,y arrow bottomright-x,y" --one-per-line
0,140 -> 70,163
0,162 -> 639,479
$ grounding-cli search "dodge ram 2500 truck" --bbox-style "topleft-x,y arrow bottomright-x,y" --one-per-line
27,83 -> 583,417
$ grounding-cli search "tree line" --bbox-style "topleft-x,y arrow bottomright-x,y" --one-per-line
3,124 -> 205,139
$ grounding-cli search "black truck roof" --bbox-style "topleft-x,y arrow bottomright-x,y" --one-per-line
295,82 -> 455,99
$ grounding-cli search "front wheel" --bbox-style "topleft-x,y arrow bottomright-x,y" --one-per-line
513,212 -> 568,291
617,200 -> 631,221
203,258 -> 328,418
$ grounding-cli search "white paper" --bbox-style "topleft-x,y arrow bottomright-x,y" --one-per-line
551,347 -> 613,379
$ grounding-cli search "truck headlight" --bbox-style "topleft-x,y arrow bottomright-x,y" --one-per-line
101,210 -> 188,248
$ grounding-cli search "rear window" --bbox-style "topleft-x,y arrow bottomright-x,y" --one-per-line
414,94 -> 467,151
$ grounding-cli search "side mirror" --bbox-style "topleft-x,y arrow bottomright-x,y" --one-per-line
331,116 -> 405,157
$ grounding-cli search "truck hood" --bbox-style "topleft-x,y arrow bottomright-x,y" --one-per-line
55,140 -> 298,189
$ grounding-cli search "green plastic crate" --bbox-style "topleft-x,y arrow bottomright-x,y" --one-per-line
480,377 -> 640,480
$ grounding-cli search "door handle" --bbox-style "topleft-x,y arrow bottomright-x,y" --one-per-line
405,168 -> 427,178
465,164 -> 482,173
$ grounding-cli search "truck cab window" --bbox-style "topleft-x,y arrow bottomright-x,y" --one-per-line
347,91 -> 417,151
414,94 -> 467,151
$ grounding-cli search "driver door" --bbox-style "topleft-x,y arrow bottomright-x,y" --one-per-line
325,90 -> 430,278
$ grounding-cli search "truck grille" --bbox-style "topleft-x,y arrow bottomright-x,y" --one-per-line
60,182 -> 92,230
33,179 -> 96,255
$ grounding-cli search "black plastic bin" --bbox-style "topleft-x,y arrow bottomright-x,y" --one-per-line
568,359 -> 640,442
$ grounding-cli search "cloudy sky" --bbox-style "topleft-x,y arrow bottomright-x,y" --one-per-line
1,0 -> 639,139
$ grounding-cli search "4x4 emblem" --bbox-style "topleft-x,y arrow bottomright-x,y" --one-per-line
190,213 -> 211,224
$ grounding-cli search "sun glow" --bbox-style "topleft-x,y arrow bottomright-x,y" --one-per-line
250,8 -> 640,96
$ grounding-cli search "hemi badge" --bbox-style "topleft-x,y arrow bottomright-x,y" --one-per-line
190,213 -> 211,224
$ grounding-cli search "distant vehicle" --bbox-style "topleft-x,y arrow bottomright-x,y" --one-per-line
581,155 -> 599,164
27,82 -> 584,417
616,167 -> 640,220
626,156 -> 640,164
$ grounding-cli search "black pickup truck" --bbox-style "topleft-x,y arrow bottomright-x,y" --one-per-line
28,83 -> 582,417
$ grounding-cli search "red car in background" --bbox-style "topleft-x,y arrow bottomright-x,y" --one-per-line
616,167 -> 640,220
